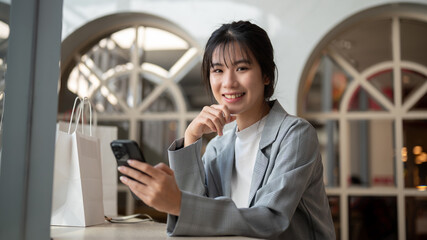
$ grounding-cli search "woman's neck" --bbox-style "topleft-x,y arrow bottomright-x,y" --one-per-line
236,101 -> 270,131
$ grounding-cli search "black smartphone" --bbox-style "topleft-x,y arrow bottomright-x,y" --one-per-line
110,140 -> 146,200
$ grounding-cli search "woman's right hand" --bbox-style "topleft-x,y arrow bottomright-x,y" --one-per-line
184,104 -> 236,147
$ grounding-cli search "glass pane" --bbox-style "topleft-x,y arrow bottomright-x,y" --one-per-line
144,27 -> 189,51
91,38 -> 130,72
65,64 -> 126,113
349,196 -> 397,240
304,55 -> 352,112
367,70 -> 394,104
410,92 -> 427,111
402,69 -> 427,109
141,26 -> 189,71
348,86 -> 387,111
92,74 -> 127,113
310,119 -> 340,187
140,120 -> 178,165
144,88 -> 176,113
145,49 -> 187,71
349,120 -> 395,187
328,196 -> 341,240
403,120 -> 427,188
401,18 -> 427,67
110,27 -> 136,50
330,19 -> 392,72
406,197 -> 427,240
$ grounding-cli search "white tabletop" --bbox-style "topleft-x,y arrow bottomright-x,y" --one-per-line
51,222 -> 255,239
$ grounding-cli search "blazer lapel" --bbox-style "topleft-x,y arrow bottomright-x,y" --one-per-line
217,128 -> 237,197
248,101 -> 287,205
248,150 -> 269,205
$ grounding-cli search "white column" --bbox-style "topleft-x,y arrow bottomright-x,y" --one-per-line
0,0 -> 63,239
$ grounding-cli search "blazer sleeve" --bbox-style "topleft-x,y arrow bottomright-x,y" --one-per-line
167,138 -> 206,195
166,121 -> 333,239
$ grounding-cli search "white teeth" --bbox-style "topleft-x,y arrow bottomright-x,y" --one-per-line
224,93 -> 244,99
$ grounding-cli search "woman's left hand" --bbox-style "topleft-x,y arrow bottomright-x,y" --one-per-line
118,160 -> 182,216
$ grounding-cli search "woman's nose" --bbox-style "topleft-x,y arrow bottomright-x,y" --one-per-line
222,71 -> 237,88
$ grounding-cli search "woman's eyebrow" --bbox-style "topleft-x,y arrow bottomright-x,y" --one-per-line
232,59 -> 251,65
211,59 -> 251,68
211,62 -> 223,67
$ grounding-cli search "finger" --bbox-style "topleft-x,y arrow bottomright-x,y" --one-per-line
212,104 -> 232,123
154,162 -> 174,175
127,160 -> 164,180
118,164 -> 151,184
203,106 -> 226,126
197,114 -> 218,134
120,175 -> 148,193
202,106 -> 226,125
120,176 -> 150,200
204,111 -> 226,136
121,174 -> 161,209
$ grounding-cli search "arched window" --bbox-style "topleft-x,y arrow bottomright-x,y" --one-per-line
59,13 -> 205,162
58,13 -> 208,217
298,4 -> 427,240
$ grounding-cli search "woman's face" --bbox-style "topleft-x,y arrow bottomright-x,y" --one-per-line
209,42 -> 269,118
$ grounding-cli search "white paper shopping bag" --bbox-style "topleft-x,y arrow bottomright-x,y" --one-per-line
57,98 -> 118,217
51,97 -> 105,227
57,122 -> 118,217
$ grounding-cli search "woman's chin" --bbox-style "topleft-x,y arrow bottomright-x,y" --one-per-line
218,101 -> 242,115
227,107 -> 240,116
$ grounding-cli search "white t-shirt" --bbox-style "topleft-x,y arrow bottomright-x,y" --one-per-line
230,116 -> 267,208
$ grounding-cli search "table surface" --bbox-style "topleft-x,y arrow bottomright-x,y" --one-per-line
51,221 -> 255,240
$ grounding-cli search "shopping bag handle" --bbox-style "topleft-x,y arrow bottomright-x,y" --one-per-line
68,97 -> 83,134
79,98 -> 98,129
79,97 -> 93,136
68,97 -> 93,136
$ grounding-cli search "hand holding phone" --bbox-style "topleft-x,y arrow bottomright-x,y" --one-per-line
110,140 -> 146,200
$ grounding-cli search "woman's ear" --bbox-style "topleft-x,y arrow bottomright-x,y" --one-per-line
263,76 -> 270,85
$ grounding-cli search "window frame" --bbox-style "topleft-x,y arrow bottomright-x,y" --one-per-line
298,4 -> 427,240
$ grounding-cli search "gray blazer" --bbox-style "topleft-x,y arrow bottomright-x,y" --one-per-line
167,101 -> 335,239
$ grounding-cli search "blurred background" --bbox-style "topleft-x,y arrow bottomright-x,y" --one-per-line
1,0 -> 426,239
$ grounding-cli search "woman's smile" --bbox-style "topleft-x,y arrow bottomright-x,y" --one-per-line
223,92 -> 246,102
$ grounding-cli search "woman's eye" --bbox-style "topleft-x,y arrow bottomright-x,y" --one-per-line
212,69 -> 222,73
237,67 -> 248,71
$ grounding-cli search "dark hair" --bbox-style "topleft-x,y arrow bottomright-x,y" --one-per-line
202,21 -> 277,101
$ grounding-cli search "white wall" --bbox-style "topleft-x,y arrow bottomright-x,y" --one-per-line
59,0 -> 427,114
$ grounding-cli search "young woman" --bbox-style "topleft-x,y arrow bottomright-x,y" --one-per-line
118,21 -> 335,239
